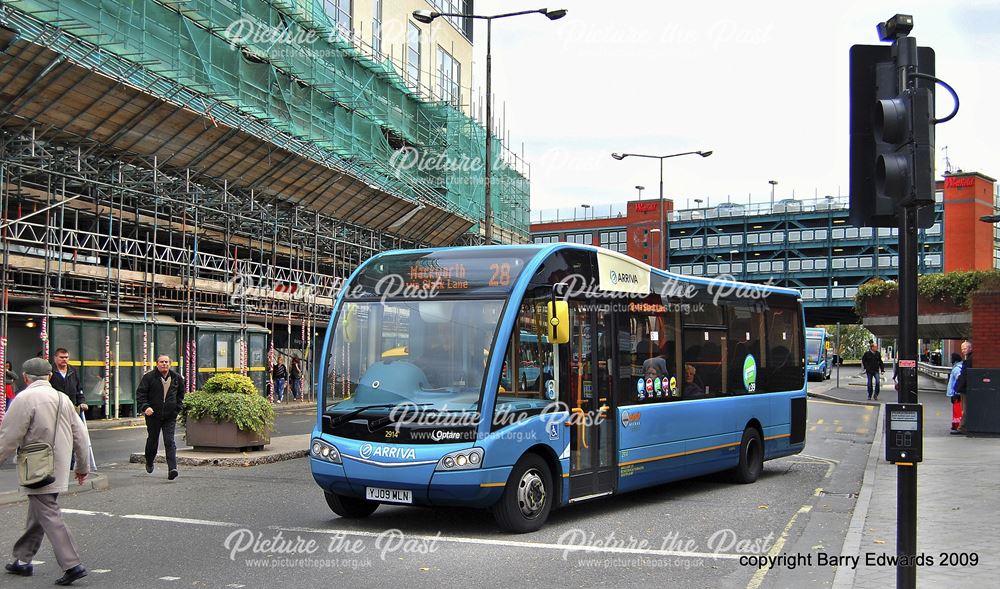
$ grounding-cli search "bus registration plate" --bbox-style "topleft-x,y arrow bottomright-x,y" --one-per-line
366,487 -> 413,504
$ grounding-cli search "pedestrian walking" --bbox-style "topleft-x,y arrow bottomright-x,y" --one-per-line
289,357 -> 302,401
272,356 -> 288,404
136,354 -> 185,480
4,361 -> 16,412
49,349 -> 88,414
0,357 -> 90,585
946,352 -> 964,433
954,341 -> 973,435
861,343 -> 885,400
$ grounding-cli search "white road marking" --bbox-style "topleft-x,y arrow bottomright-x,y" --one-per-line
62,509 -> 116,517
62,510 -> 755,561
159,576 -> 181,581
122,514 -> 240,527
91,569 -> 112,573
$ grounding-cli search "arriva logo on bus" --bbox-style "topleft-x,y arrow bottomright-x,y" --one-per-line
359,443 -> 417,461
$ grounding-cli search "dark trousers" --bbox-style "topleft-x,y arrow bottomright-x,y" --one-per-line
866,372 -> 881,399
144,415 -> 178,471
13,494 -> 82,570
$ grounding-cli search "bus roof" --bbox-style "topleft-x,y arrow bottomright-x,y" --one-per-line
353,243 -> 803,299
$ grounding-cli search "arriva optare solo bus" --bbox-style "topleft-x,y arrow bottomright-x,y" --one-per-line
311,245 -> 807,532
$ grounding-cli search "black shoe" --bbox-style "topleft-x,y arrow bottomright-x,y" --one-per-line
145,462 -> 154,474
54,565 -> 87,585
874,395 -> 878,400
950,429 -> 964,435
5,562 -> 33,576
168,469 -> 178,481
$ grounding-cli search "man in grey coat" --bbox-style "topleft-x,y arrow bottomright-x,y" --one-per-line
0,358 -> 91,585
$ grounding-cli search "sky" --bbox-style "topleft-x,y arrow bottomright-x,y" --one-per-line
466,0 -> 1000,215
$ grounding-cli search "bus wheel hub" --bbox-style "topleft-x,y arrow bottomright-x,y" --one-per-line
517,469 -> 546,518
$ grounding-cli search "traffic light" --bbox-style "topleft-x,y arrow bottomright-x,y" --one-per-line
849,44 -> 935,228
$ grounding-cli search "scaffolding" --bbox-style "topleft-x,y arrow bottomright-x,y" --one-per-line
1,0 -> 531,242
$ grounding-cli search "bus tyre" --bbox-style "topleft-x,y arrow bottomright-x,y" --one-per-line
324,491 -> 379,518
732,428 -> 764,484
491,454 -> 552,533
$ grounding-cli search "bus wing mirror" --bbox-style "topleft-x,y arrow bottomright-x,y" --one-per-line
547,301 -> 569,345
341,306 -> 358,343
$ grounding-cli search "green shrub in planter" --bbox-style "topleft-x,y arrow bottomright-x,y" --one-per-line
182,374 -> 274,438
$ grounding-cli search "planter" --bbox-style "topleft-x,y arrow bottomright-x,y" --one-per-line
863,291 -> 964,318
185,417 -> 270,452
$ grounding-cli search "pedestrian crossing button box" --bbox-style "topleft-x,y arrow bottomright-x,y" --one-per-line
885,403 -> 922,463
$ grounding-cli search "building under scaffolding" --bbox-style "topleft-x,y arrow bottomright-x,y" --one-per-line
0,1 -> 531,418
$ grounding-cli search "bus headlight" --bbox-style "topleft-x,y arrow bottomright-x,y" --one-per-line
310,439 -> 342,464
436,448 -> 484,471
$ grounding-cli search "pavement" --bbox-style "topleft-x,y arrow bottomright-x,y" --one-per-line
128,434 -> 310,467
0,400 -> 315,502
820,371 -> 1000,588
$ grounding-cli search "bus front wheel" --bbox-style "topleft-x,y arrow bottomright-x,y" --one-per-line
731,427 -> 764,484
324,491 -> 379,518
491,454 -> 552,533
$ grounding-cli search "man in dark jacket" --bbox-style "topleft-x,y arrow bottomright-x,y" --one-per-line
954,341 -> 973,434
136,354 -> 185,480
861,343 -> 885,400
50,348 -> 88,412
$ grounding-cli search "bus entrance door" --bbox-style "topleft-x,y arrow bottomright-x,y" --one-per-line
566,302 -> 616,502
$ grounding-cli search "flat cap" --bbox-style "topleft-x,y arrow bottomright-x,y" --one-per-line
22,357 -> 53,377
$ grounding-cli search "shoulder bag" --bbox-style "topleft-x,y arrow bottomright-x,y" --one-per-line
16,391 -> 64,489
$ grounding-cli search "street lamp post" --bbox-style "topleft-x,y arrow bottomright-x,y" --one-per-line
413,8 -> 567,245
580,203 -> 591,220
636,185 -> 645,200
611,149 -> 713,270
768,179 -> 778,210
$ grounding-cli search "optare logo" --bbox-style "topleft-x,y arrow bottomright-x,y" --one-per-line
360,443 -> 374,459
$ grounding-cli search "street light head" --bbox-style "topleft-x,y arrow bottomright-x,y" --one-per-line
980,214 -> 1000,223
543,8 -> 568,20
635,185 -> 645,190
768,179 -> 778,186
412,10 -> 437,24
611,153 -> 626,160
698,150 -> 713,158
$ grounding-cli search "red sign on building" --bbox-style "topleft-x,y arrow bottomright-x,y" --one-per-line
944,176 -> 975,188
634,202 -> 657,213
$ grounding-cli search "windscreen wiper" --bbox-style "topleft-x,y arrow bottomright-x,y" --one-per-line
328,403 -> 430,427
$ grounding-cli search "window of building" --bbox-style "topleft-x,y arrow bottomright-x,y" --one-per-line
707,264 -> 719,274
802,230 -> 814,241
707,236 -> 719,247
372,0 -> 382,54
815,229 -> 828,240
789,260 -> 801,271
670,239 -> 679,249
533,235 -> 558,244
814,259 -> 827,270
788,231 -> 800,242
324,0 -> 352,36
832,228 -> 845,239
565,232 -> 592,245
601,230 -> 627,253
437,46 -> 461,106
429,0 -> 469,35
406,22 -> 421,90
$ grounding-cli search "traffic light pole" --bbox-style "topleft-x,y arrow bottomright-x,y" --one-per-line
895,34 -> 919,589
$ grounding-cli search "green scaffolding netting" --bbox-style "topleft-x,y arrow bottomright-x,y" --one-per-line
8,0 -> 530,239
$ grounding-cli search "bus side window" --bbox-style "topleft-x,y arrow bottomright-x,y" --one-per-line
497,299 -> 552,400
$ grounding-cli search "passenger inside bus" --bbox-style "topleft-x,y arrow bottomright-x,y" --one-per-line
683,363 -> 705,397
